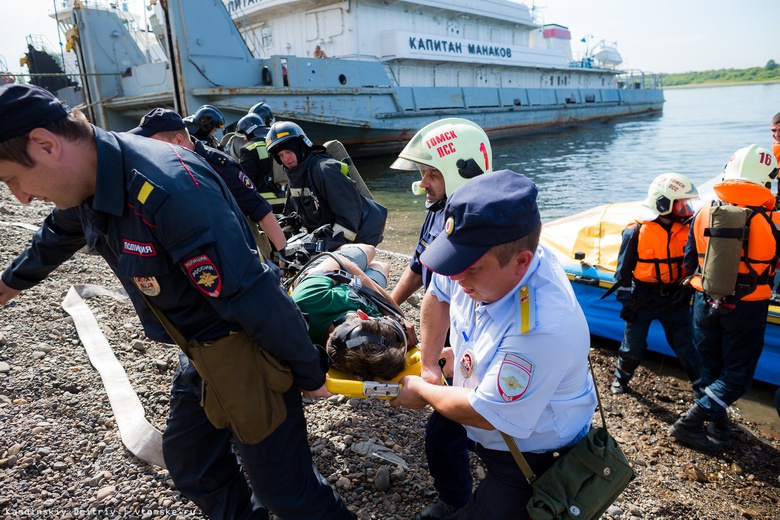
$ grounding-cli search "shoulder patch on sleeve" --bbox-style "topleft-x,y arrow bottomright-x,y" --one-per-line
184,254 -> 222,297
238,171 -> 256,190
497,353 -> 533,402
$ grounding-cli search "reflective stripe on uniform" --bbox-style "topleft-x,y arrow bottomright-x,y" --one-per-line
333,223 -> 357,242
289,187 -> 313,197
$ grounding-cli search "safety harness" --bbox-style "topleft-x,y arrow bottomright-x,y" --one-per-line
695,202 -> 780,308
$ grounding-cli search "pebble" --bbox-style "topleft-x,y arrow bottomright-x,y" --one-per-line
131,339 -> 147,352
96,485 -> 116,501
0,361 -> 10,373
374,466 -> 391,492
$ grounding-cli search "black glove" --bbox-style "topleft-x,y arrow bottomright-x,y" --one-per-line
619,305 -> 636,323
670,286 -> 695,308
325,231 -> 348,251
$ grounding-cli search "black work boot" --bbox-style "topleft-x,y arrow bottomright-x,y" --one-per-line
706,420 -> 732,443
415,497 -> 463,520
668,403 -> 724,453
610,377 -> 629,395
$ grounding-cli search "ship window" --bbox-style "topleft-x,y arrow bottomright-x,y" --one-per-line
323,8 -> 344,38
463,23 -> 477,39
261,27 -> 273,49
339,74 -> 347,85
306,13 -> 318,41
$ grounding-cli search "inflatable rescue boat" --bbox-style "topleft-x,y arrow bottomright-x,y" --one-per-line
540,200 -> 780,386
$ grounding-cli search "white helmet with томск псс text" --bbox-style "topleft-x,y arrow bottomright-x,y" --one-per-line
390,118 -> 492,196
642,172 -> 699,219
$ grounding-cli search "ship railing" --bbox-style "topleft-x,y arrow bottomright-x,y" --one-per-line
617,70 -> 663,90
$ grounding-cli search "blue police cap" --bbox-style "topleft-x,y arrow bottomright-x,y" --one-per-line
0,84 -> 70,143
420,170 -> 541,276
128,108 -> 186,137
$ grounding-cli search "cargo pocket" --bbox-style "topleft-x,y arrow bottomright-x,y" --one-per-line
187,331 -> 294,445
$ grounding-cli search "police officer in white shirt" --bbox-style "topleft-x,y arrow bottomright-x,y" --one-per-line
392,169 -> 597,520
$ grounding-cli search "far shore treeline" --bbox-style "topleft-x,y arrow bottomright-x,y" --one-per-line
662,60 -> 780,87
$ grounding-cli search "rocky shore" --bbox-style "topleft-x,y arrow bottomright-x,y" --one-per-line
1,194 -> 779,519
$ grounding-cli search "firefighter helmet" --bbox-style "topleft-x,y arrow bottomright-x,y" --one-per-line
390,118 -> 492,196
722,144 -> 779,189
265,121 -> 313,156
182,105 -> 225,135
642,173 -> 699,218
235,114 -> 268,141
249,101 -> 275,127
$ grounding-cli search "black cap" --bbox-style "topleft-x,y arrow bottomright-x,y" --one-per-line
0,84 -> 70,143
128,108 -> 186,137
420,170 -> 541,276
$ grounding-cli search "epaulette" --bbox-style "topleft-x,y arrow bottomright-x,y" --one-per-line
129,170 -> 169,213
517,285 -> 536,334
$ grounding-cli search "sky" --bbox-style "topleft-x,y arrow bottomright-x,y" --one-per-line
0,0 -> 776,75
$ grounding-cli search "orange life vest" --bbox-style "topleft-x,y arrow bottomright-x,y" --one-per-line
689,180 -> 779,301
631,220 -> 689,284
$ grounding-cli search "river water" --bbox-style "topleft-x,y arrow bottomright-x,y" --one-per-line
359,82 -> 780,435
361,82 -> 780,254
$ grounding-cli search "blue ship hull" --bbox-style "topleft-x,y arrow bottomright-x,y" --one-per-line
58,1 -> 664,157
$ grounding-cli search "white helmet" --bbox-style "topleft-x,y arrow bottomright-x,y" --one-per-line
722,144 -> 779,188
642,173 -> 699,218
390,118 -> 492,196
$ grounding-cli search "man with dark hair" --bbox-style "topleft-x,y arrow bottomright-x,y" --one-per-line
289,244 -> 417,381
129,107 -> 286,256
392,169 -> 597,520
0,84 -> 353,520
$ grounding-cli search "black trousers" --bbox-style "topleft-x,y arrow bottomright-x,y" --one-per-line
162,354 -> 353,520
458,443 -> 563,520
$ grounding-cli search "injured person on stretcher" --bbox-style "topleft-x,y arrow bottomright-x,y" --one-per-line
288,245 -> 419,392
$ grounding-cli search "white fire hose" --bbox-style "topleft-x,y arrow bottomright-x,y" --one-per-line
62,284 -> 166,469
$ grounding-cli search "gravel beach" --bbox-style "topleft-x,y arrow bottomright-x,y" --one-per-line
1,193 -> 779,520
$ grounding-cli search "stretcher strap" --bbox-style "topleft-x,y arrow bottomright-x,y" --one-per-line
62,284 -> 166,469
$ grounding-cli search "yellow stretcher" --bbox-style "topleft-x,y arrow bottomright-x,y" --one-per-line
325,347 -> 421,399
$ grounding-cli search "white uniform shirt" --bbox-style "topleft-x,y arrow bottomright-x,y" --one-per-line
428,245 -> 597,452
